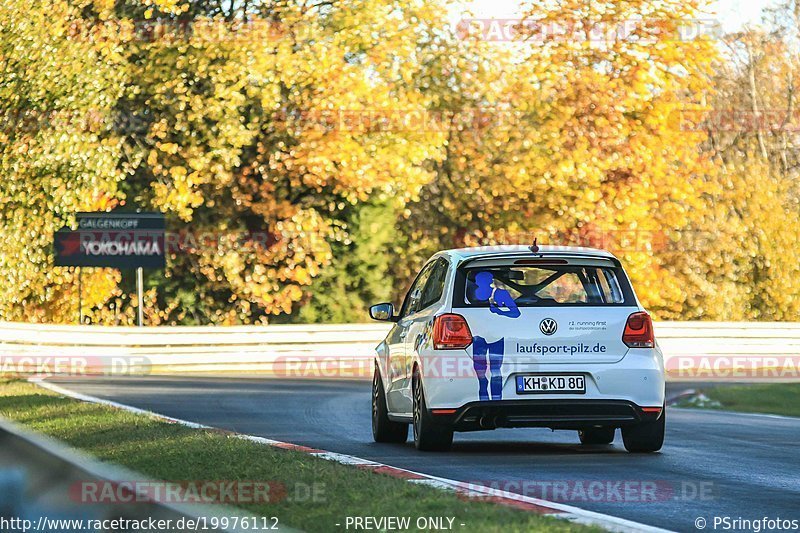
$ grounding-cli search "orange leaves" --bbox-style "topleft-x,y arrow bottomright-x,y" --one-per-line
401,0 -> 729,319
2,0 -> 795,324
512,1 -> 722,316
141,0 -> 189,16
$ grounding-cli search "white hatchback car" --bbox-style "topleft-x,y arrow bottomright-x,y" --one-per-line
370,245 -> 665,452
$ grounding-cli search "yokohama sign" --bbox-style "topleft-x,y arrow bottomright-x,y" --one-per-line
54,212 -> 166,269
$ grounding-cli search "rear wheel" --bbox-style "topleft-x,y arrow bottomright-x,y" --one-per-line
622,408 -> 665,453
578,426 -> 615,445
372,366 -> 408,443
412,369 -> 453,451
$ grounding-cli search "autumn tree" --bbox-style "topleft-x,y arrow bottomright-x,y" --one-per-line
665,9 -> 800,320
289,200 -> 399,323
402,0 -> 722,319
0,0 -> 126,322
391,16 -> 527,290
113,0 -> 448,323
2,0 -> 797,324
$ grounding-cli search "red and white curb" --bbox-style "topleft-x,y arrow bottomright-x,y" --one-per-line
30,377 -> 672,533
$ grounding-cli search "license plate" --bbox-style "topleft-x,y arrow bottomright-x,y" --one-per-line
516,374 -> 586,394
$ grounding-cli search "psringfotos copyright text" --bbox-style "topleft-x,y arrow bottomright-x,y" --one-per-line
696,516 -> 799,531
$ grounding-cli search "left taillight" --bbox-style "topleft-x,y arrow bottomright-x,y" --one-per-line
622,311 -> 655,348
433,314 -> 473,350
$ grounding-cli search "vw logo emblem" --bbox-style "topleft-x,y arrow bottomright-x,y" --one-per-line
539,318 -> 557,336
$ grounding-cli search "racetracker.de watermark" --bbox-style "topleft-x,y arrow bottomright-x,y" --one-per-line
65,17 -> 307,44
0,356 -> 151,377
268,356 -> 373,379
1,107 -> 521,136
71,480 -> 325,505
667,356 -> 800,380
460,479 -> 715,503
456,18 -> 722,42
55,229 -> 282,258
455,228 -> 719,254
277,108 -> 521,132
669,109 -> 800,132
0,108 -> 150,135
53,227 -> 723,259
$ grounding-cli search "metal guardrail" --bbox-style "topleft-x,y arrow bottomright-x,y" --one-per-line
1,321 -> 798,380
0,416 -> 281,532
0,322 -> 389,375
2,322 -> 793,531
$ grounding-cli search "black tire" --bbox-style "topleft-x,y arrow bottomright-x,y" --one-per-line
372,366 -> 408,443
412,368 -> 453,451
622,407 -> 665,453
578,426 -> 615,445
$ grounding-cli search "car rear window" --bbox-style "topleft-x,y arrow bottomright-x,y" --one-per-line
453,263 -> 634,308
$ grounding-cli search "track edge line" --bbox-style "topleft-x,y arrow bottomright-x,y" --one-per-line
29,377 -> 674,533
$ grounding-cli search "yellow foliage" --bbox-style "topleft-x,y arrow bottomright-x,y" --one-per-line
1,0 -> 796,323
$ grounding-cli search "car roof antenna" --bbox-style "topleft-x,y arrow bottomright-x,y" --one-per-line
529,237 -> 540,253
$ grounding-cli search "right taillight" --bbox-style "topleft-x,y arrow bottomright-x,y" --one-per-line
433,314 -> 473,350
622,312 -> 654,348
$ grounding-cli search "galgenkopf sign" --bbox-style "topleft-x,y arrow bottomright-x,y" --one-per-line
54,212 -> 166,269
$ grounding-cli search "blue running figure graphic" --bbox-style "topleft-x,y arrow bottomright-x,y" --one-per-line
473,271 -> 520,318
472,336 -> 504,401
467,271 -> 520,400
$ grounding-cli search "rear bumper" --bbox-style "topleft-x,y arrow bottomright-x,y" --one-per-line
431,400 -> 663,432
419,351 -> 666,409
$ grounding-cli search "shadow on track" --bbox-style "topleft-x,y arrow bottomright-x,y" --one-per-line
367,440 -> 627,455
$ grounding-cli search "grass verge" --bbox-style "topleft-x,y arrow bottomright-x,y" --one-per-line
676,383 -> 800,417
0,380 -> 599,533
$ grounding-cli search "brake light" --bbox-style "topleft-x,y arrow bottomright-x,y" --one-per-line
433,314 -> 473,349
622,312 -> 654,348
514,259 -> 568,265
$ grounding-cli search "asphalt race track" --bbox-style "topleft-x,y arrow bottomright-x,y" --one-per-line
46,376 -> 800,532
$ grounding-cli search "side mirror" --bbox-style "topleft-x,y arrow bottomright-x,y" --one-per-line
369,302 -> 396,322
